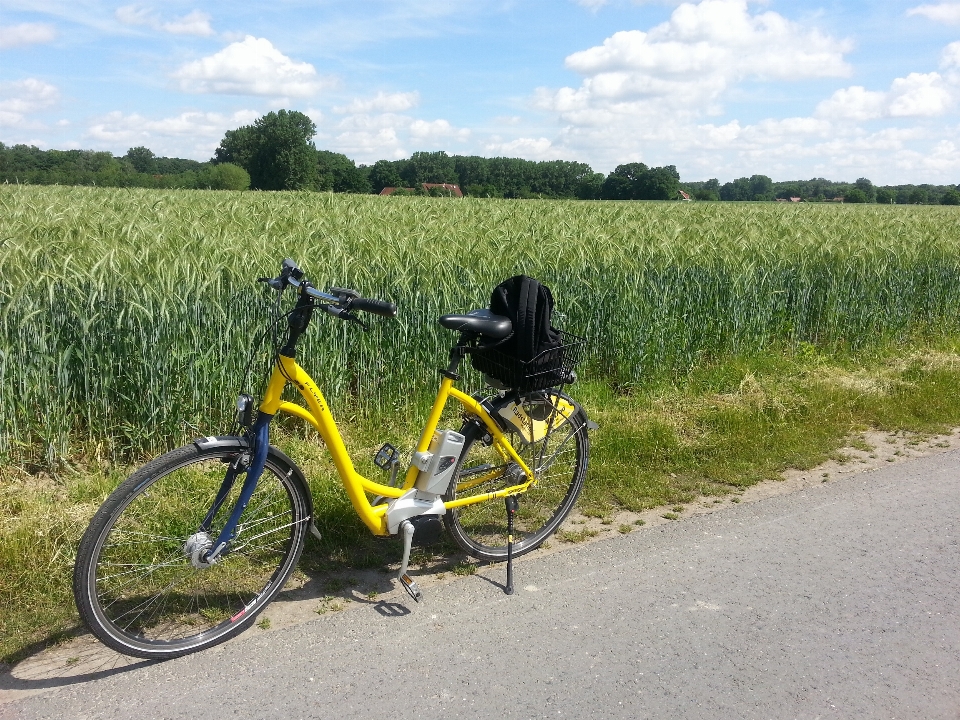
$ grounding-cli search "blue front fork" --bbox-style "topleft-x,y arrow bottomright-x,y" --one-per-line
202,411 -> 272,563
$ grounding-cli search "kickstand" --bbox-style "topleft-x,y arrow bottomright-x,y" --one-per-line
397,520 -> 423,603
504,495 -> 518,595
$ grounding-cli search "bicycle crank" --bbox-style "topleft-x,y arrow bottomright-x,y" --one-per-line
397,520 -> 423,603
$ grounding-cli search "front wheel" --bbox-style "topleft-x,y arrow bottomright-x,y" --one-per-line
443,390 -> 589,561
73,440 -> 310,659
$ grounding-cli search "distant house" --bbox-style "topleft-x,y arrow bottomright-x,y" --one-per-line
678,190 -> 692,201
422,183 -> 463,197
790,197 -> 802,203
379,183 -> 463,197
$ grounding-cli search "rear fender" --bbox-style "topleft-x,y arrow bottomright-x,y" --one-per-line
477,392 -> 598,435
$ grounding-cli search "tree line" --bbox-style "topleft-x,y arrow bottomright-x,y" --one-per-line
3,109 -> 958,204
211,110 -> 678,199
0,143 -> 251,190
684,175 -> 960,205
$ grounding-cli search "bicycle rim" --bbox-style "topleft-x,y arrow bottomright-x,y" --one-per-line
443,391 -> 588,561
75,445 -> 308,659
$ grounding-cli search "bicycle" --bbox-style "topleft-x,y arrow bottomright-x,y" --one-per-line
73,259 -> 596,659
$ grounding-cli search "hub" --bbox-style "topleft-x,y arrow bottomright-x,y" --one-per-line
183,531 -> 215,569
504,462 -> 527,485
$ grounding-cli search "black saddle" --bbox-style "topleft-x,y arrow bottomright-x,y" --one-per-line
438,308 -> 512,340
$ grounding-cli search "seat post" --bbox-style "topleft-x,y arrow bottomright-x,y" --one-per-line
442,335 -> 471,379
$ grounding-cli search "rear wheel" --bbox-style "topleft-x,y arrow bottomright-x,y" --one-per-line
443,390 -> 589,561
73,441 -> 310,659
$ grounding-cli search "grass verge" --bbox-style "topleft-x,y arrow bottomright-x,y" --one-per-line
3,337 -> 960,664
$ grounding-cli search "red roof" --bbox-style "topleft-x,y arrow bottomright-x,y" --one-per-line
379,183 -> 463,197
421,183 -> 463,197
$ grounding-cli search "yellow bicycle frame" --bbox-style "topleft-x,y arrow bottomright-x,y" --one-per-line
258,354 -> 536,536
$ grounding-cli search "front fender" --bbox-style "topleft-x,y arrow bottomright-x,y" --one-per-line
193,435 -> 316,534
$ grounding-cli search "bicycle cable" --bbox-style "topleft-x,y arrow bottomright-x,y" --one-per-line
231,275 -> 360,434
229,287 -> 297,434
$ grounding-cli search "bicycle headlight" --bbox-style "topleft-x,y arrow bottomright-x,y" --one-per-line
236,393 -> 254,428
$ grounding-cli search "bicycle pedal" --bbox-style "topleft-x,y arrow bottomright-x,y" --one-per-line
374,443 -> 400,471
399,573 -> 423,603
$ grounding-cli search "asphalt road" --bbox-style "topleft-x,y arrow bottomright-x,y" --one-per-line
3,449 -> 959,720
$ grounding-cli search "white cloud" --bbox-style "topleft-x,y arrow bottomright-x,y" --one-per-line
740,117 -> 833,143
670,119 -> 957,183
334,91 -> 420,114
555,0 -> 851,108
524,0 -> 858,174
0,78 -> 59,128
115,5 -> 153,26
530,27 -> 960,180
333,112 -> 412,133
116,5 -> 214,36
319,97 -> 470,163
409,118 -> 470,142
484,137 -> 556,159
816,72 -> 954,120
888,72 -> 952,116
532,0 -> 856,166
814,131 -> 960,181
695,120 -> 742,146
84,109 -> 260,158
907,3 -> 960,24
327,128 -> 407,161
815,86 -> 889,120
574,0 -> 610,9
942,41 -> 960,70
173,36 -> 322,96
162,10 -> 214,36
921,138 -> 960,172
0,22 -> 57,49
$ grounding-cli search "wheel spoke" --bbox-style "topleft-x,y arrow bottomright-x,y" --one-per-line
230,516 -> 305,554
95,551 -> 186,584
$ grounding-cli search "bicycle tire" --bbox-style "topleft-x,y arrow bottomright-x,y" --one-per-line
73,440 -> 310,660
443,390 -> 589,562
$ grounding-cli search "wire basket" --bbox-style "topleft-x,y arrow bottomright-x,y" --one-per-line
471,331 -> 586,392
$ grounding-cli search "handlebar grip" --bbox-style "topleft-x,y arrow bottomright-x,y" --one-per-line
351,297 -> 398,318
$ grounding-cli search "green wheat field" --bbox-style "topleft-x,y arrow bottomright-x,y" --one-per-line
3,184 -> 960,465
2,184 -> 960,662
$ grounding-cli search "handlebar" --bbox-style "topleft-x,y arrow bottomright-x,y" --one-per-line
262,258 -> 398,319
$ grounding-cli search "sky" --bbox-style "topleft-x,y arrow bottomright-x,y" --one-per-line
1,0 -> 959,185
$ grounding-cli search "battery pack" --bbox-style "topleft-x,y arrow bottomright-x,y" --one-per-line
413,429 -> 466,495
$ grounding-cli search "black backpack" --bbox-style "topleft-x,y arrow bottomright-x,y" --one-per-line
472,275 -> 565,390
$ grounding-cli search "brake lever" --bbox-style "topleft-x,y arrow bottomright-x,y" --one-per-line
258,276 -> 286,291
322,304 -> 369,330
345,313 -> 370,331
